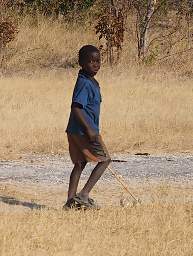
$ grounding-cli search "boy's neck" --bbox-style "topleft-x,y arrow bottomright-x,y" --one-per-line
80,69 -> 95,78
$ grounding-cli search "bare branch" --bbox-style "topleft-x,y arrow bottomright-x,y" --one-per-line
157,46 -> 193,62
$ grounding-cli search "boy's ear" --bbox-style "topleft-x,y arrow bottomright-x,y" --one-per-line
81,63 -> 86,69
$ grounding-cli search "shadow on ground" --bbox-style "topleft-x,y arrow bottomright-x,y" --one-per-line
0,195 -> 46,210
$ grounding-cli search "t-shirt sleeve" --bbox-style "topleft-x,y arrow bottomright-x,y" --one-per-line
72,80 -> 89,108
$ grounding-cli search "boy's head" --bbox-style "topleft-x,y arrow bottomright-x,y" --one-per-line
79,45 -> 101,77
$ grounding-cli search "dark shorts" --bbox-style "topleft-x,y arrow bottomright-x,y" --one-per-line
67,134 -> 111,164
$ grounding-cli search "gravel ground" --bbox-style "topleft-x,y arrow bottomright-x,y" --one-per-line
0,153 -> 193,210
0,153 -> 193,186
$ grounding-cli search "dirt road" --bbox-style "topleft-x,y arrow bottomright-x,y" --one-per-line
0,153 -> 193,185
0,153 -> 193,210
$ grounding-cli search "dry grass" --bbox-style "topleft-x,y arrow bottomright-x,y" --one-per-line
1,17 -> 98,75
1,69 -> 193,157
2,14 -> 193,76
0,182 -> 193,256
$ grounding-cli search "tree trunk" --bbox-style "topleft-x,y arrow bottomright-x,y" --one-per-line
186,11 -> 191,49
0,48 -> 4,75
138,0 -> 156,60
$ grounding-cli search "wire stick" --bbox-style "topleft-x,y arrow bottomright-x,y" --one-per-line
107,166 -> 139,203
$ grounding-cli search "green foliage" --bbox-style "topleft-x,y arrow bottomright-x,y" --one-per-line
22,0 -> 96,16
1,0 -> 96,18
82,0 -> 95,9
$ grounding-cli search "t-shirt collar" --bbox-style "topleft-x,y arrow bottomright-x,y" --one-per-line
78,69 -> 100,87
78,69 -> 91,78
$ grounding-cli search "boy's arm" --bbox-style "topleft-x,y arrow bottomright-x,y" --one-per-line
72,103 -> 98,142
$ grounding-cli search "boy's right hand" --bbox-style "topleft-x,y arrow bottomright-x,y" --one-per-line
86,128 -> 98,142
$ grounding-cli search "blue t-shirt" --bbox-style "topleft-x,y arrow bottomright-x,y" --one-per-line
66,70 -> 102,135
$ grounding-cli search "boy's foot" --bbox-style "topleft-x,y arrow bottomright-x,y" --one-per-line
62,198 -> 81,211
88,197 -> 101,210
74,195 -> 100,210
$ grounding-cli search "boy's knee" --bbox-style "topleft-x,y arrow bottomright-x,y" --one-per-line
101,157 -> 111,166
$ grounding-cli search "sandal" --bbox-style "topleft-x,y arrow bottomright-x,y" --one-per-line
88,197 -> 101,210
73,195 -> 91,209
74,195 -> 100,210
62,198 -> 81,211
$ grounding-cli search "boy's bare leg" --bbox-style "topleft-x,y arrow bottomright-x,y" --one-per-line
67,162 -> 87,201
78,159 -> 111,200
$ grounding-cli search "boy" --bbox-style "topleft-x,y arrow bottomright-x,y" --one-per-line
64,45 -> 111,209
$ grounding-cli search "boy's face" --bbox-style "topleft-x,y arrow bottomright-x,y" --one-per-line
82,51 -> 101,77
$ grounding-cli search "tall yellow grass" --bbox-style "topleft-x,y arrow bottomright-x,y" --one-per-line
1,69 -> 193,156
3,15 -> 193,76
2,17 -> 99,74
0,183 -> 193,256
1,205 -> 193,256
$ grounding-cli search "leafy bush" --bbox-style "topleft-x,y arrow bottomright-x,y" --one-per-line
7,0 -> 96,16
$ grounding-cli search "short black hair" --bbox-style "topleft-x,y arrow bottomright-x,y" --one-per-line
78,45 -> 100,66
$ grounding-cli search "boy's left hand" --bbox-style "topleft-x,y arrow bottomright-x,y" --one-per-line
86,128 -> 98,142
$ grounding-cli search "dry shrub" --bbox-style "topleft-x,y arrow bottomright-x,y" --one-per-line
0,20 -> 18,49
0,19 -> 18,71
